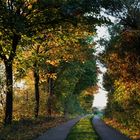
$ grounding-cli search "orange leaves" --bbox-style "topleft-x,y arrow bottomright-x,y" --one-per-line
108,53 -> 118,60
85,85 -> 99,95
103,29 -> 140,132
121,30 -> 135,42
43,23 -> 96,64
46,60 -> 60,67
104,117 -> 140,140
121,30 -> 140,44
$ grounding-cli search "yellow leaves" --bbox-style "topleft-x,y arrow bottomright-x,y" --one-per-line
28,4 -> 32,9
113,79 -> 140,110
26,22 -> 96,65
25,0 -> 37,10
62,54 -> 74,62
46,73 -> 57,80
114,80 -> 126,99
114,80 -> 128,104
27,0 -> 37,4
46,60 -> 60,67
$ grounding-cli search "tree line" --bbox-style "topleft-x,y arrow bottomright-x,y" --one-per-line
1,1 -> 139,133
0,0 -> 103,125
100,0 -> 140,135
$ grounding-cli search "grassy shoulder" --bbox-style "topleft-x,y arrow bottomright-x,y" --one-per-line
66,115 -> 99,140
0,116 -> 68,140
104,117 -> 140,140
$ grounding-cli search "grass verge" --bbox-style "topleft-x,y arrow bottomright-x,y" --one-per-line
66,115 -> 99,140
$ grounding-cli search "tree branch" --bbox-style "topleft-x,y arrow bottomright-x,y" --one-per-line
9,33 -> 21,61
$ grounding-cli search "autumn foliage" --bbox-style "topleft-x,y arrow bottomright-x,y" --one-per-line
0,0 -> 99,126
102,29 -> 140,139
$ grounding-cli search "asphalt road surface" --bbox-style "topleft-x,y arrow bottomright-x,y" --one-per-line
34,117 -> 81,140
93,116 -> 130,140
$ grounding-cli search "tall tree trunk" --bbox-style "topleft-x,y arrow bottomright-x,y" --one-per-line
2,33 -> 21,125
34,61 -> 40,118
47,77 -> 54,117
4,61 -> 13,125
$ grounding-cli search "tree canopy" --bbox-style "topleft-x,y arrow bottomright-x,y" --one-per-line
0,0 -> 101,125
99,0 -> 140,138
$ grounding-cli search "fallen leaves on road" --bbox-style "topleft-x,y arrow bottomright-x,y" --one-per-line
104,118 -> 140,140
0,116 -> 68,140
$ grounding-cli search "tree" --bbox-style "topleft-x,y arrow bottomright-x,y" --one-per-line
73,60 -> 97,95
0,0 -> 44,125
0,0 -> 106,124
54,60 -> 97,115
0,63 -> 6,117
37,22 -> 98,117
101,21 -> 140,134
100,0 -> 140,29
